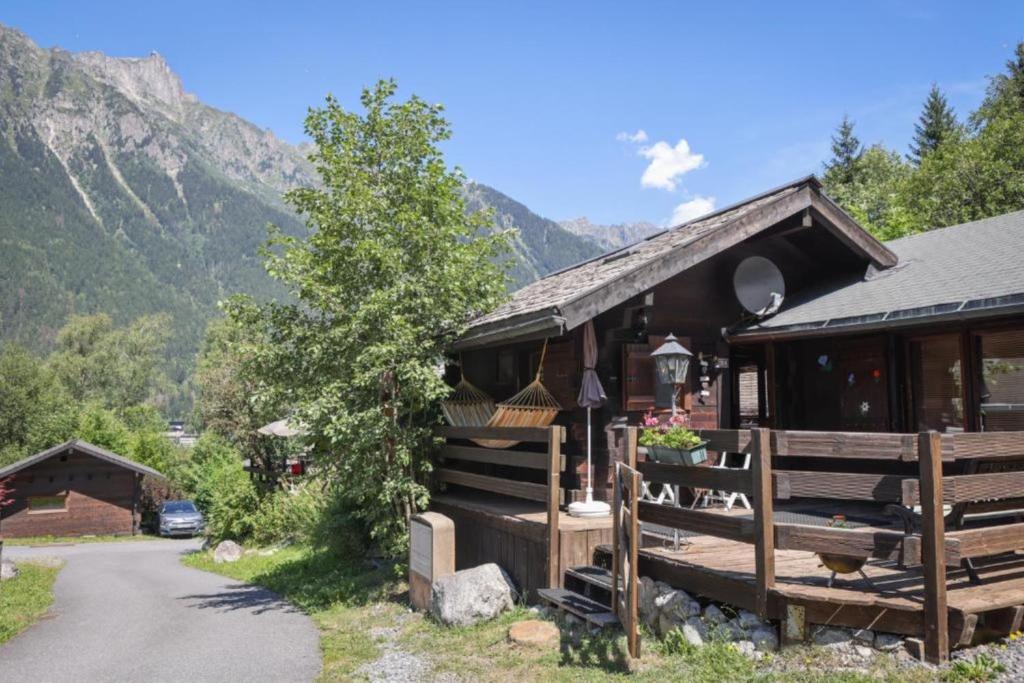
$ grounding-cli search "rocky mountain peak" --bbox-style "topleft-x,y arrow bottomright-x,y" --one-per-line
73,49 -> 194,116
559,216 -> 661,251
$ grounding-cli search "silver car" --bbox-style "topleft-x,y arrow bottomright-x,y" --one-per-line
158,500 -> 205,537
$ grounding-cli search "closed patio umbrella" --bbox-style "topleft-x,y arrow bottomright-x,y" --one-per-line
568,320 -> 610,518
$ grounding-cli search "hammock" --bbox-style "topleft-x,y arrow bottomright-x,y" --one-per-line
440,341 -> 562,449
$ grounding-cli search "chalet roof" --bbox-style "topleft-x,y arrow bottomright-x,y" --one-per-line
0,439 -> 165,479
455,176 -> 895,350
732,209 -> 1024,339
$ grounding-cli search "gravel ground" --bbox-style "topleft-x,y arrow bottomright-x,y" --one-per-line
952,634 -> 1024,681
357,625 -> 433,682
0,539 -> 321,682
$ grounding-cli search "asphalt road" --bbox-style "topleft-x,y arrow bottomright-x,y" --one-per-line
0,539 -> 321,682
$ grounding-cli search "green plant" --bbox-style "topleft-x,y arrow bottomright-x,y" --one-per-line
944,653 -> 1006,682
0,561 -> 62,645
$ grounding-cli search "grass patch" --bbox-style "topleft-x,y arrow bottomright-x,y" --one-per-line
4,533 -> 164,547
184,545 -> 944,682
0,561 -> 62,645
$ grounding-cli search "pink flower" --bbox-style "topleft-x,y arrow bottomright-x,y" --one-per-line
668,412 -> 689,427
642,411 -> 660,427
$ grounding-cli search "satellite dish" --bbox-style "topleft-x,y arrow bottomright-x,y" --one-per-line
733,256 -> 785,316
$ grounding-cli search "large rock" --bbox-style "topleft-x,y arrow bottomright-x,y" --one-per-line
655,590 -> 700,636
750,626 -> 779,652
213,540 -> 243,564
873,632 -> 903,652
1,559 -> 18,581
430,563 -> 516,627
508,620 -> 559,648
638,576 -> 659,628
811,625 -> 855,646
680,616 -> 707,646
702,604 -> 728,625
736,609 -> 765,630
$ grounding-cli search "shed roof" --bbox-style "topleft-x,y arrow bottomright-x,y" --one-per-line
731,209 -> 1024,340
0,439 -> 165,479
456,176 -> 895,350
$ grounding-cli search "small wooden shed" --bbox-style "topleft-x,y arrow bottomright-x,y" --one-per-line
0,440 -> 164,538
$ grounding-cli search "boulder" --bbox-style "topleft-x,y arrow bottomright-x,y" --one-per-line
508,620 -> 560,648
1,559 -> 18,581
736,609 -> 764,630
710,618 -> 746,642
811,625 -> 855,646
213,540 -> 243,564
734,640 -> 758,658
750,626 -> 779,652
430,563 -> 516,627
852,628 -> 875,645
655,590 -> 700,635
702,603 -> 728,625
680,616 -> 707,646
873,632 -> 903,652
638,576 -> 659,628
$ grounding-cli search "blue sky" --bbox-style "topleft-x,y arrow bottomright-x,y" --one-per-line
3,1 -> 1022,226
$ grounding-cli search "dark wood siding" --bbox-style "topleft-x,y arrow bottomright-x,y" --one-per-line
1,451 -> 137,538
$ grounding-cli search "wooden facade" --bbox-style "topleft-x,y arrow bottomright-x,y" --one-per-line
0,440 -> 163,538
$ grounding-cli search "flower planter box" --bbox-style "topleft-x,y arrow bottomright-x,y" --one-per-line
645,442 -> 708,466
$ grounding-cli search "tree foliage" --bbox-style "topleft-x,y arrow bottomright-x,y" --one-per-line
823,41 -> 1024,240
226,80 -> 511,553
909,84 -> 960,165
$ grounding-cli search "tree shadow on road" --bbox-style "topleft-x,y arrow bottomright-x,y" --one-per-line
178,584 -> 301,615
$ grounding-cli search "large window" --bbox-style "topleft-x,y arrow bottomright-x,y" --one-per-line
977,329 -> 1024,431
909,335 -> 964,432
28,495 -> 67,513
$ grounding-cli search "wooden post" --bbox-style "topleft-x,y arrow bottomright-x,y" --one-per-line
626,426 -> 638,470
919,430 -> 949,664
611,462 -> 621,623
626,467 -> 641,659
752,427 -> 775,619
547,426 -> 562,589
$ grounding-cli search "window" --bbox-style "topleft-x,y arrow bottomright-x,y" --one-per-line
736,365 -> 762,428
977,329 -> 1024,431
28,495 -> 67,513
909,335 -> 964,432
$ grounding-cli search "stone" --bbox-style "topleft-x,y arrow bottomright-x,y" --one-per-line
873,632 -> 903,652
702,604 -> 728,625
212,540 -> 243,564
710,618 -> 746,642
655,590 -> 701,635
734,640 -> 758,658
736,609 -> 764,630
750,626 -> 779,652
852,628 -> 875,645
638,576 -> 659,628
853,644 -> 875,659
811,625 -> 855,646
0,559 -> 18,581
430,563 -> 516,627
508,620 -> 560,648
681,616 -> 707,646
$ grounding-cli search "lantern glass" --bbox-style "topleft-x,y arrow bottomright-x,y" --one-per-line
651,333 -> 693,385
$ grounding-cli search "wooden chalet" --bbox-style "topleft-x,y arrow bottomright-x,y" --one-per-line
0,440 -> 163,538
432,176 -> 1024,663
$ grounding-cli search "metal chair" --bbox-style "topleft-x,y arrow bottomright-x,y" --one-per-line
698,452 -> 752,511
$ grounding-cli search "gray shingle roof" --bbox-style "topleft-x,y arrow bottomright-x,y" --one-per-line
736,209 -> 1024,336
0,439 -> 166,479
458,176 -> 895,349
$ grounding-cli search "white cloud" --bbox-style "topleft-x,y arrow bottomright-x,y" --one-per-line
616,129 -> 648,143
639,138 -> 705,191
670,196 -> 716,226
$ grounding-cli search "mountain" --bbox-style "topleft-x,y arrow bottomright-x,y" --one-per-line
465,183 -> 604,287
0,23 -> 603,411
559,217 -> 662,252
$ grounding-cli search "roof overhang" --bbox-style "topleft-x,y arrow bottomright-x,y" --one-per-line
0,439 -> 166,480
455,178 -> 896,350
728,293 -> 1024,343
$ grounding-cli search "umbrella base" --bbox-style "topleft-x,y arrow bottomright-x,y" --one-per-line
568,499 -> 611,518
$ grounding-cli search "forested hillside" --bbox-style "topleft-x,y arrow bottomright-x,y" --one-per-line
0,24 -> 601,414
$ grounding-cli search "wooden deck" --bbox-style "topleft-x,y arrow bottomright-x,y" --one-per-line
432,490 -> 612,601
599,517 -> 1024,645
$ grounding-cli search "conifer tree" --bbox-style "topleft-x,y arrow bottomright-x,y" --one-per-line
826,115 -> 862,186
908,84 -> 959,164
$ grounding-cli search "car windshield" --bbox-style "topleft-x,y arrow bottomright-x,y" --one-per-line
163,501 -> 197,514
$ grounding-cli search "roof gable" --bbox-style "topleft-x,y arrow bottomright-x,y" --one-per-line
0,439 -> 165,479
456,177 -> 894,349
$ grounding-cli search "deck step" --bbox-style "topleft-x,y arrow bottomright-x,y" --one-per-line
538,588 -> 619,627
565,565 -> 618,593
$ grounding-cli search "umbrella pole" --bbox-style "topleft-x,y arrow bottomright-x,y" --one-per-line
585,407 -> 593,504
568,404 -> 610,517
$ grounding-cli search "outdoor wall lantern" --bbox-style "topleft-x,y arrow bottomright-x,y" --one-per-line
651,333 -> 693,415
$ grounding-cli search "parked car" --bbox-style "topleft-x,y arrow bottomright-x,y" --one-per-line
158,500 -> 205,537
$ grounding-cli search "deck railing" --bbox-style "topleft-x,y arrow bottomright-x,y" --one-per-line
434,425 -> 565,588
617,426 -> 1024,665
